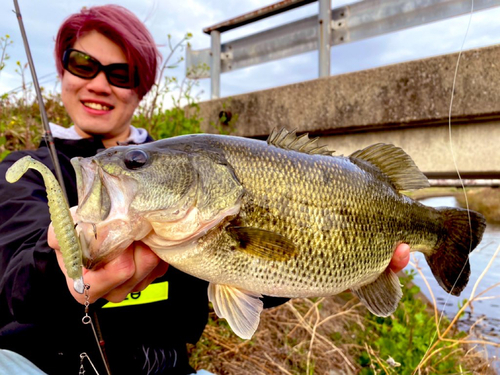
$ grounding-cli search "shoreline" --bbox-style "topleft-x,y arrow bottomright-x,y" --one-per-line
405,187 -> 500,224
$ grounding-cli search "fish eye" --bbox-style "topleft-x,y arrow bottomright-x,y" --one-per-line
124,150 -> 148,170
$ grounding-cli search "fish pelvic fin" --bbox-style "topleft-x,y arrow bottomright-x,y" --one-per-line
208,283 -> 263,340
267,128 -> 335,156
351,268 -> 403,317
349,143 -> 429,191
425,207 -> 486,296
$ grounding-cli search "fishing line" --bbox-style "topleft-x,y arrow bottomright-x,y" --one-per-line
418,0 -> 475,369
82,284 -> 111,375
444,0 -> 475,298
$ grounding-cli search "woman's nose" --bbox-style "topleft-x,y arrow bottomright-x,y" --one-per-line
86,71 -> 112,94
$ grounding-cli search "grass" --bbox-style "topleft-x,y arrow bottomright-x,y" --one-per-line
455,188 -> 500,224
188,294 -> 365,374
188,262 -> 500,374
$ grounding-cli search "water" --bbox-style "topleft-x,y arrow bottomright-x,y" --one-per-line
411,196 -> 500,369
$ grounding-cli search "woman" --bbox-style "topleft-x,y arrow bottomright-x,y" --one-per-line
0,5 -> 209,374
0,5 -> 410,374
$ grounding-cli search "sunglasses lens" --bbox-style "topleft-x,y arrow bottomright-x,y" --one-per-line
107,67 -> 132,87
64,49 -> 136,88
66,50 -> 99,78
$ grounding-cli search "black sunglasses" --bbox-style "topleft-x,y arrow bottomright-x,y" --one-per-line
62,48 -> 139,89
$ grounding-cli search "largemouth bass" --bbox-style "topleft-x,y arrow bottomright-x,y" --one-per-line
71,129 -> 486,339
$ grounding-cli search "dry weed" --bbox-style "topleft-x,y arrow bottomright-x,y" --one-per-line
188,294 -> 365,374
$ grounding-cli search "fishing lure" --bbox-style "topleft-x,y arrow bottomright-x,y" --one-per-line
6,155 -> 84,293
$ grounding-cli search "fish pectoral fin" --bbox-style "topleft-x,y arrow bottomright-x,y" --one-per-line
349,143 -> 429,191
227,226 -> 297,261
351,268 -> 403,317
208,283 -> 263,340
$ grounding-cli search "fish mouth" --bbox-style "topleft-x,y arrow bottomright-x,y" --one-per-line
72,157 -> 111,223
71,157 -> 141,269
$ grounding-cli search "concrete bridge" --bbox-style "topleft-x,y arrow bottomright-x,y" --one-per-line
195,44 -> 500,186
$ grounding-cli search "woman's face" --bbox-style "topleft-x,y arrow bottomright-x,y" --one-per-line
61,30 -> 140,147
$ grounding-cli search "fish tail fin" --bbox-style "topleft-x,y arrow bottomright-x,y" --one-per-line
425,208 -> 486,296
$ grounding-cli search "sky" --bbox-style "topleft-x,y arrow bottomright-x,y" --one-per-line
1,0 -> 500,106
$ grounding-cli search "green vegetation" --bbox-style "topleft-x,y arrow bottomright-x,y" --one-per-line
456,187 -> 500,224
133,33 -> 206,139
188,271 -> 498,374
358,271 -> 468,374
0,34 -> 13,78
1,34 -> 71,159
0,87 -> 71,159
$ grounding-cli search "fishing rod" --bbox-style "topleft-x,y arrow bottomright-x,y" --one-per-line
12,0 -> 68,201
12,4 -> 114,374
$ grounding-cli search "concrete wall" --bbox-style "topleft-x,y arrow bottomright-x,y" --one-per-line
197,44 -> 500,176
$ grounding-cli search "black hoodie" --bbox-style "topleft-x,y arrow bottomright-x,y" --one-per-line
0,135 -> 209,375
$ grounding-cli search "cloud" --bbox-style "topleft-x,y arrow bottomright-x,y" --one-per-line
1,0 -> 500,102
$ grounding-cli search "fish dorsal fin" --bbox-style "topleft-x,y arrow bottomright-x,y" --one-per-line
351,268 -> 403,317
349,143 -> 429,190
228,226 -> 297,261
208,283 -> 263,339
267,128 -> 335,156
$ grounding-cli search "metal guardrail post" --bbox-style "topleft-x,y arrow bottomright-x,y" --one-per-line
189,0 -> 500,93
210,30 -> 221,99
318,0 -> 331,77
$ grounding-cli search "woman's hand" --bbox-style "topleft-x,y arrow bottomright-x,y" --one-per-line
48,219 -> 168,304
389,243 -> 411,273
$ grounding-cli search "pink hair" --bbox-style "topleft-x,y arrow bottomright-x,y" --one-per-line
55,5 -> 160,99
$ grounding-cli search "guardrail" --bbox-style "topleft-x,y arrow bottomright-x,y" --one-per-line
187,0 -> 500,98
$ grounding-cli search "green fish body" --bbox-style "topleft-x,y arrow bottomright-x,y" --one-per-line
71,129 -> 486,339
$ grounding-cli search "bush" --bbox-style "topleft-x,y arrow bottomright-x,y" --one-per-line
356,270 -> 492,374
